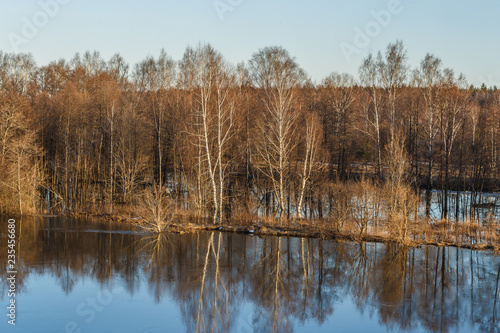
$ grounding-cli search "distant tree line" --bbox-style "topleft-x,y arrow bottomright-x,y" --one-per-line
0,41 -> 499,225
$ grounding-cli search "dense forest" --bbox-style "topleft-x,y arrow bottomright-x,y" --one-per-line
0,41 -> 499,239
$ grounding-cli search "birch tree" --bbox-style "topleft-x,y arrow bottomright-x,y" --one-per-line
249,46 -> 307,219
297,113 -> 321,218
185,44 -> 236,223
359,53 -> 383,178
439,70 -> 470,218
379,40 -> 408,147
414,54 -> 442,189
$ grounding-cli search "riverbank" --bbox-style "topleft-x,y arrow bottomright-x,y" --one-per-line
70,211 -> 500,253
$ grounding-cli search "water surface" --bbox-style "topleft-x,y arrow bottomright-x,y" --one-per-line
1,217 -> 499,332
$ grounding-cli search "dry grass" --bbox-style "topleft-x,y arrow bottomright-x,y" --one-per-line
97,178 -> 500,250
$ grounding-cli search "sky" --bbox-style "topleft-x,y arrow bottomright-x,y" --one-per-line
0,0 -> 499,87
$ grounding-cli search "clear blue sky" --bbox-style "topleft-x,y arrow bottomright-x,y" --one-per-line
1,0 -> 499,86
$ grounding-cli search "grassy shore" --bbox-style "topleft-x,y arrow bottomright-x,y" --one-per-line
71,209 -> 500,253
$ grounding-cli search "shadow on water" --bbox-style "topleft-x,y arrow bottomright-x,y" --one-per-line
1,216 -> 500,332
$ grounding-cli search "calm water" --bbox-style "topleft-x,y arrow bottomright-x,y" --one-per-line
426,191 -> 500,221
1,217 -> 500,333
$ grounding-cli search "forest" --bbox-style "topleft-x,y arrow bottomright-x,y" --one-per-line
0,41 -> 499,244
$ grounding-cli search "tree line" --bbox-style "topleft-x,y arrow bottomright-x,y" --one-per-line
0,41 -> 499,226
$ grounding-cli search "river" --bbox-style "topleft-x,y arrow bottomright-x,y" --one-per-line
1,216 -> 499,332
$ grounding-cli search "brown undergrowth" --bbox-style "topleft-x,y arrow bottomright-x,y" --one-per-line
72,206 -> 500,253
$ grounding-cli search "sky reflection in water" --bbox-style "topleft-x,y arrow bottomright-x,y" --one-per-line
0,217 -> 499,333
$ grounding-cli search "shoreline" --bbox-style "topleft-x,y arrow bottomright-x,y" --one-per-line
66,212 -> 500,253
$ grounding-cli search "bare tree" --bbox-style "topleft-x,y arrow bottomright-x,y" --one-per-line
4,53 -> 37,95
414,54 -> 442,189
351,179 -> 378,238
249,46 -> 307,219
384,133 -> 418,244
138,184 -> 174,233
322,72 -> 357,179
297,113 -> 322,219
115,99 -> 149,205
439,69 -> 470,218
184,44 -> 237,223
0,92 -> 41,214
359,53 -> 383,178
108,53 -> 130,89
134,50 -> 176,187
379,40 -> 408,147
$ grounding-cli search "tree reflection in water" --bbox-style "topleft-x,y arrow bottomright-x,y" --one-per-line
0,216 -> 499,333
